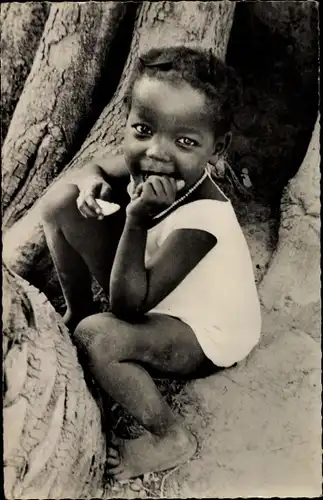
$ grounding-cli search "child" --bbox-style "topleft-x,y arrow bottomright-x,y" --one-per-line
41,46 -> 261,479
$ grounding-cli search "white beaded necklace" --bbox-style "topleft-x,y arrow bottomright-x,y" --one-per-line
153,168 -> 208,220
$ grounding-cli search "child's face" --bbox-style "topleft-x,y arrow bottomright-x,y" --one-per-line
124,75 -> 220,194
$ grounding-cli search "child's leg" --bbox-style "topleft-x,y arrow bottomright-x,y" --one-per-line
73,312 -> 212,478
41,184 -> 125,330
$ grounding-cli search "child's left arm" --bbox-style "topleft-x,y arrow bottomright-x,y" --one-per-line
109,176 -> 217,318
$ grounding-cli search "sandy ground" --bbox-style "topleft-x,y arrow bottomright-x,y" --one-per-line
106,306 -> 321,498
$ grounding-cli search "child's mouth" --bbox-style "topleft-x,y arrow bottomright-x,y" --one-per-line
141,172 -> 167,182
141,168 -> 183,182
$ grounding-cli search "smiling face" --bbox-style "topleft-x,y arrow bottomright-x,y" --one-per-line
123,75 -> 224,195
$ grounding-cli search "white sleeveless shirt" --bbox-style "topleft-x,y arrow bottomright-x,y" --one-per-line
145,198 -> 262,367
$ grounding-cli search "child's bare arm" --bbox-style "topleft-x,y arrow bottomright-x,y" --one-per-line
109,219 -> 216,317
75,154 -> 129,217
109,175 -> 216,317
77,154 -> 129,184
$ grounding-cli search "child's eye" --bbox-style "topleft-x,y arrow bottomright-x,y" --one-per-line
177,137 -> 198,147
132,124 -> 152,136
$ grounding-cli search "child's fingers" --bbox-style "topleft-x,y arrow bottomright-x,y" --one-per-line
77,194 -> 101,218
150,176 -> 184,196
78,203 -> 97,219
141,179 -> 159,199
130,182 -> 144,200
146,176 -> 165,197
99,183 -> 113,201
84,194 -> 103,215
155,176 -> 185,202
159,176 -> 177,201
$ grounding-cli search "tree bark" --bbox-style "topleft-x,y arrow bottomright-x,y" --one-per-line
0,3 -> 49,144
3,265 -> 106,499
64,0 -> 236,168
2,2 -> 127,228
226,0 -> 318,202
259,115 -> 320,315
3,1 -> 236,290
251,0 -> 318,79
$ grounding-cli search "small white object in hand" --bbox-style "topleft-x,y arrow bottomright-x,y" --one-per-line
95,199 -> 120,216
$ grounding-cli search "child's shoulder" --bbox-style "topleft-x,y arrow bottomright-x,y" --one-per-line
203,174 -> 230,203
160,198 -> 234,234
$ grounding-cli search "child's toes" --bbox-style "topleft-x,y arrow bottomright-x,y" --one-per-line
107,446 -> 121,468
107,457 -> 120,468
109,464 -> 126,477
108,446 -> 119,458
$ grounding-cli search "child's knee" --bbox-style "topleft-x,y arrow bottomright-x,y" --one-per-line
73,315 -> 98,360
73,313 -> 135,364
41,183 -> 79,224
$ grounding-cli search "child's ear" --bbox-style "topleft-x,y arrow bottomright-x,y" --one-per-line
211,132 -> 232,161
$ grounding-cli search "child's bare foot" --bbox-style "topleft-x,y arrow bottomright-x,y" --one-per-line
106,424 -> 197,480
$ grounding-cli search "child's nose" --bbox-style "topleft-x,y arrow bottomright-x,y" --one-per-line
145,136 -> 171,163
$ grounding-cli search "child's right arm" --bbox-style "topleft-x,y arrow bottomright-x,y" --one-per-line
75,154 -> 129,218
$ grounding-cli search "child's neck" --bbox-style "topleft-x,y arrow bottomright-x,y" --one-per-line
147,169 -> 228,229
189,170 -> 229,203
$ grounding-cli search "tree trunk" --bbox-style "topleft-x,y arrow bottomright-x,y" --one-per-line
3,4 -> 237,495
3,1 -> 236,291
0,3 -> 49,144
3,265 -> 106,499
259,115 -> 320,320
2,2 -> 127,228
226,0 -> 318,202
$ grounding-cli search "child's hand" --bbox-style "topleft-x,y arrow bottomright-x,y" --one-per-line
77,176 -> 112,219
126,175 -> 185,222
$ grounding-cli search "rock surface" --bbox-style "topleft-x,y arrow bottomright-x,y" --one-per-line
162,309 -> 321,498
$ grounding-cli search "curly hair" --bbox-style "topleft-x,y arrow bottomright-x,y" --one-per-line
125,46 -> 242,135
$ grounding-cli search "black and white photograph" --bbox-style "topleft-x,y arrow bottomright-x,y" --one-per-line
2,1 -> 320,498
